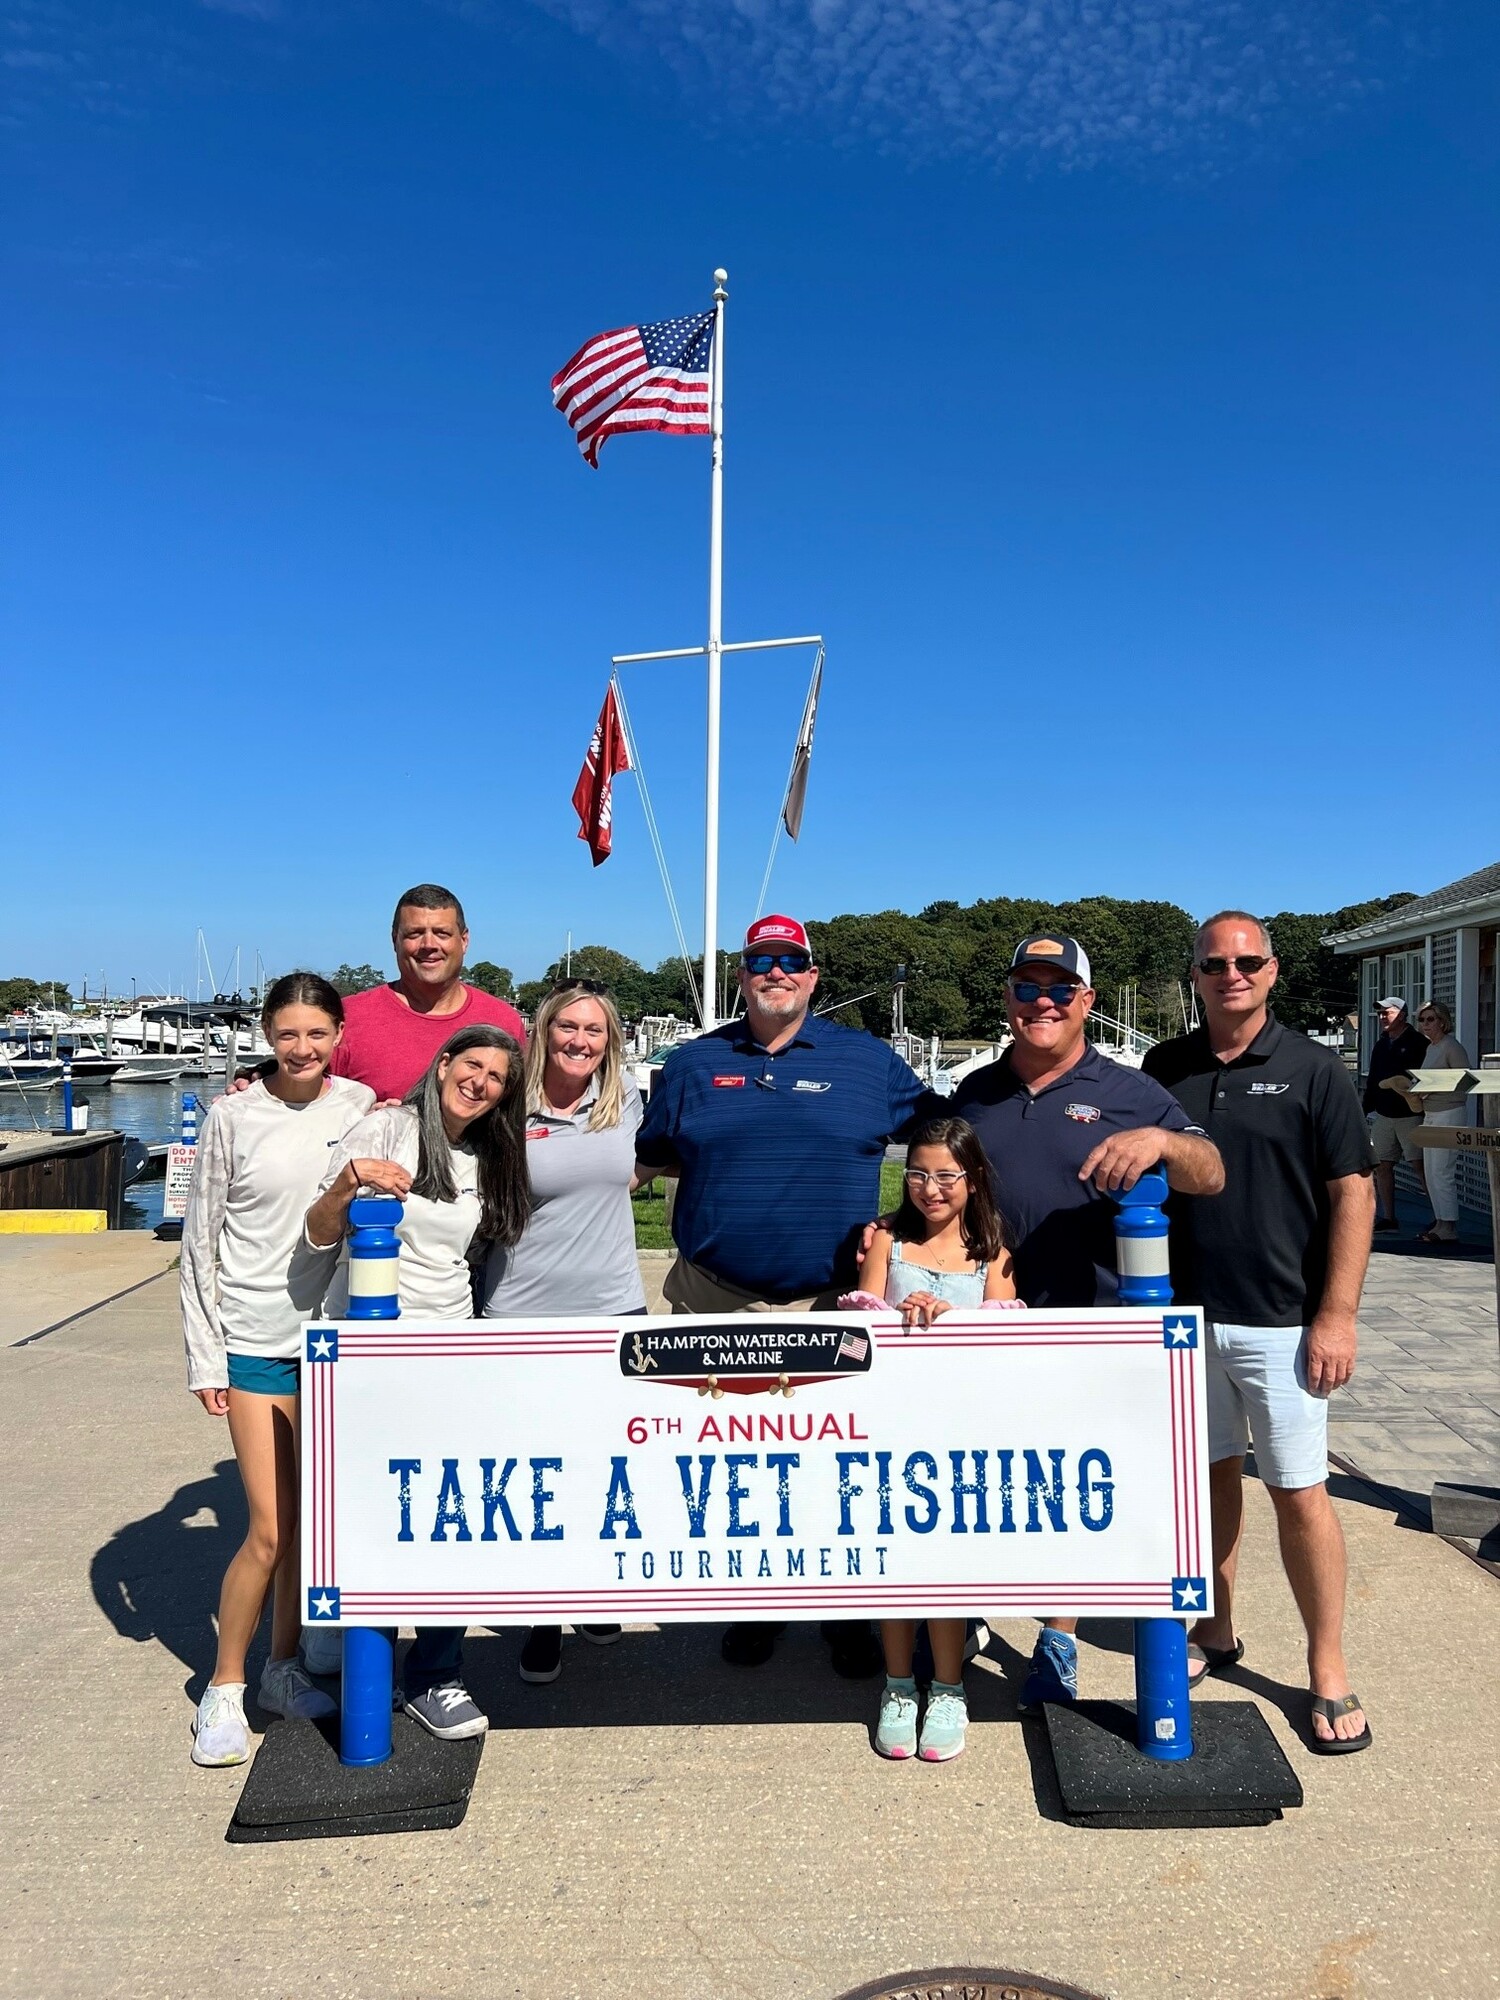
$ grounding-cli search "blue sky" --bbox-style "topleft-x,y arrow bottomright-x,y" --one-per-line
5,0 -> 1496,995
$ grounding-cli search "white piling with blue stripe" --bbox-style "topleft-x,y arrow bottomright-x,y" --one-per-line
339,1193 -> 404,1766
1113,1167 -> 1194,1763
61,1060 -> 74,1134
181,1092 -> 198,1145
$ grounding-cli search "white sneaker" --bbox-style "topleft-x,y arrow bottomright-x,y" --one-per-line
258,1657 -> 338,1721
192,1682 -> 250,1766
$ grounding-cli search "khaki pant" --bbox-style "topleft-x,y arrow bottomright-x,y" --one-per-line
662,1254 -> 844,1316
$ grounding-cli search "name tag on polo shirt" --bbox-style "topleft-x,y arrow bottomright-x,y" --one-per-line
1063,1102 -> 1101,1122
712,1075 -> 745,1088
1247,1082 -> 1290,1096
793,1079 -> 831,1092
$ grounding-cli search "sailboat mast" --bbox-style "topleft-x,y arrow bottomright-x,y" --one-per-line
701,267 -> 728,1031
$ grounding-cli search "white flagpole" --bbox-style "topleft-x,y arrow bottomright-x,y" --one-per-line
701,266 -> 728,1030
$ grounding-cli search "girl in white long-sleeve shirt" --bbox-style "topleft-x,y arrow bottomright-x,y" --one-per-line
179,973 -> 375,1766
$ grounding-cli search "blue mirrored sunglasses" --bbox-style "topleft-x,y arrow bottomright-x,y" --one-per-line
743,952 -> 812,976
1009,979 -> 1082,1006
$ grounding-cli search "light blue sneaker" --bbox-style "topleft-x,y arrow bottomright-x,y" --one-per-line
875,1677 -> 919,1759
918,1682 -> 969,1761
1018,1627 -> 1078,1712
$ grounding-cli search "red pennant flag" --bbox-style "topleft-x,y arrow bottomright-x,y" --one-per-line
572,683 -> 631,866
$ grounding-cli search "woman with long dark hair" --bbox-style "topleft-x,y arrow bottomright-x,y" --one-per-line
306,1023 -> 529,1737
180,972 -> 376,1767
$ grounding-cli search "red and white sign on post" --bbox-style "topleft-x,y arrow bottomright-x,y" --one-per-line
300,1309 -> 1213,1632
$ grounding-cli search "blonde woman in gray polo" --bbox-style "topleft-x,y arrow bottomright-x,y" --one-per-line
483,980 -> 650,1683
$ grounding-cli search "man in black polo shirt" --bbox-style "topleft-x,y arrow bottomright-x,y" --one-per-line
947,932 -> 1225,1710
1143,911 -> 1376,1752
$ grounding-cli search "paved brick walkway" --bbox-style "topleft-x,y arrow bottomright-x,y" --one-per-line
1331,1193 -> 1498,1510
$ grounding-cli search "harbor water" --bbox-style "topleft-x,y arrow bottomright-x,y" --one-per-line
0,1078 -> 225,1230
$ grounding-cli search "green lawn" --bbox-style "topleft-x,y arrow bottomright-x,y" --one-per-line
630,1178 -> 675,1250
632,1159 -> 906,1252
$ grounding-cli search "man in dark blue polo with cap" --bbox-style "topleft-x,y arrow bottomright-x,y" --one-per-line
635,911 -> 932,1671
948,931 -> 1225,1709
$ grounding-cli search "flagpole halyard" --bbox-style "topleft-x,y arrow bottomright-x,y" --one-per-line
702,267 -> 728,1030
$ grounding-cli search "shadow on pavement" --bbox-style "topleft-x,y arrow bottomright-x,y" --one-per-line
90,1457 -> 249,1704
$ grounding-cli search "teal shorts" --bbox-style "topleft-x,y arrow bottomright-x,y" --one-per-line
227,1354 -> 301,1396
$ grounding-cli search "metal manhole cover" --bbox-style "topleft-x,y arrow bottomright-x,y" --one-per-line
836,1972 -> 1106,2000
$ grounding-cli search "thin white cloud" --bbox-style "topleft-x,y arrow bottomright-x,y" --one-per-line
519,0 -> 1419,167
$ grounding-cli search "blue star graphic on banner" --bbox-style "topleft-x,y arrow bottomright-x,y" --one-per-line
306,1326 -> 339,1363
1172,1576 -> 1207,1612
307,1587 -> 340,1620
1162,1315 -> 1198,1349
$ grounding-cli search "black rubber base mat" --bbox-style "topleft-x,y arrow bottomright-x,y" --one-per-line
1044,1699 -> 1303,1828
227,1714 -> 483,1843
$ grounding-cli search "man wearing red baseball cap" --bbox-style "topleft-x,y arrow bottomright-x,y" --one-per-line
635,911 -> 937,1672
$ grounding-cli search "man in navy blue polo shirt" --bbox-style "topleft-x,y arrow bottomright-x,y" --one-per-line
635,912 -> 932,1670
948,932 -> 1224,1710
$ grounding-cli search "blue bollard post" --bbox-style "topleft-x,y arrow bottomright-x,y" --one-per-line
181,1093 -> 198,1145
338,1193 -> 404,1767
61,1060 -> 74,1134
1113,1168 -> 1194,1763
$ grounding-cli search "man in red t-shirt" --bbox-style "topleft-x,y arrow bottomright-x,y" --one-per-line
330,884 -> 526,1102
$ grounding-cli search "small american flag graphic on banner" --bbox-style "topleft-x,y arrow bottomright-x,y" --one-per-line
552,312 -> 714,467
837,1331 -> 869,1364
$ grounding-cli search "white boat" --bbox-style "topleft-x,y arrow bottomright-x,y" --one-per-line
0,1041 -> 64,1091
109,1054 -> 189,1083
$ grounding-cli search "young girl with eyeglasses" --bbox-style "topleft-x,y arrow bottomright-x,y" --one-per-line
847,1116 -> 1018,1762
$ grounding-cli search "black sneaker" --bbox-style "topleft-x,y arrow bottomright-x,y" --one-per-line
579,1625 -> 622,1645
721,1621 -> 782,1667
519,1625 -> 564,1684
824,1619 -> 884,1680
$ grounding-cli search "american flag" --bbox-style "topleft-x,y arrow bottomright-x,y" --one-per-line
551,312 -> 715,467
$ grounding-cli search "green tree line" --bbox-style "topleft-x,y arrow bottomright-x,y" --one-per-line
499,889 -> 1418,1039
5,890 -> 1413,1037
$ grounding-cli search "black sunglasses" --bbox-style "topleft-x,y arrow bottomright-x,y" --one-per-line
549,978 -> 609,997
1196,956 -> 1270,977
742,952 -> 811,976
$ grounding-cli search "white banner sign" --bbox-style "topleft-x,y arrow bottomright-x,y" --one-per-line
300,1308 -> 1213,1629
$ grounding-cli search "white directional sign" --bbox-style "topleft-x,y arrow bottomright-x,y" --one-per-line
300,1309 -> 1213,1629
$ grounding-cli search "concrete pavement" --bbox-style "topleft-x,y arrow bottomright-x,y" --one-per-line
2,1246 -> 1497,2000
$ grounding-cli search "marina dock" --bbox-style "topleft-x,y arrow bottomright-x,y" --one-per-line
0,1127 -> 129,1229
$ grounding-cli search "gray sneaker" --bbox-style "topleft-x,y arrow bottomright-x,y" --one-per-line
403,1680 -> 488,1740
258,1656 -> 337,1721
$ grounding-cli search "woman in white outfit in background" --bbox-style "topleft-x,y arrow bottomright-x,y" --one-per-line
306,1022 -> 529,1740
180,973 -> 375,1767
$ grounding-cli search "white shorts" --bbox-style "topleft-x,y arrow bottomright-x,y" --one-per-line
1206,1321 -> 1329,1490
1367,1110 -> 1421,1166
